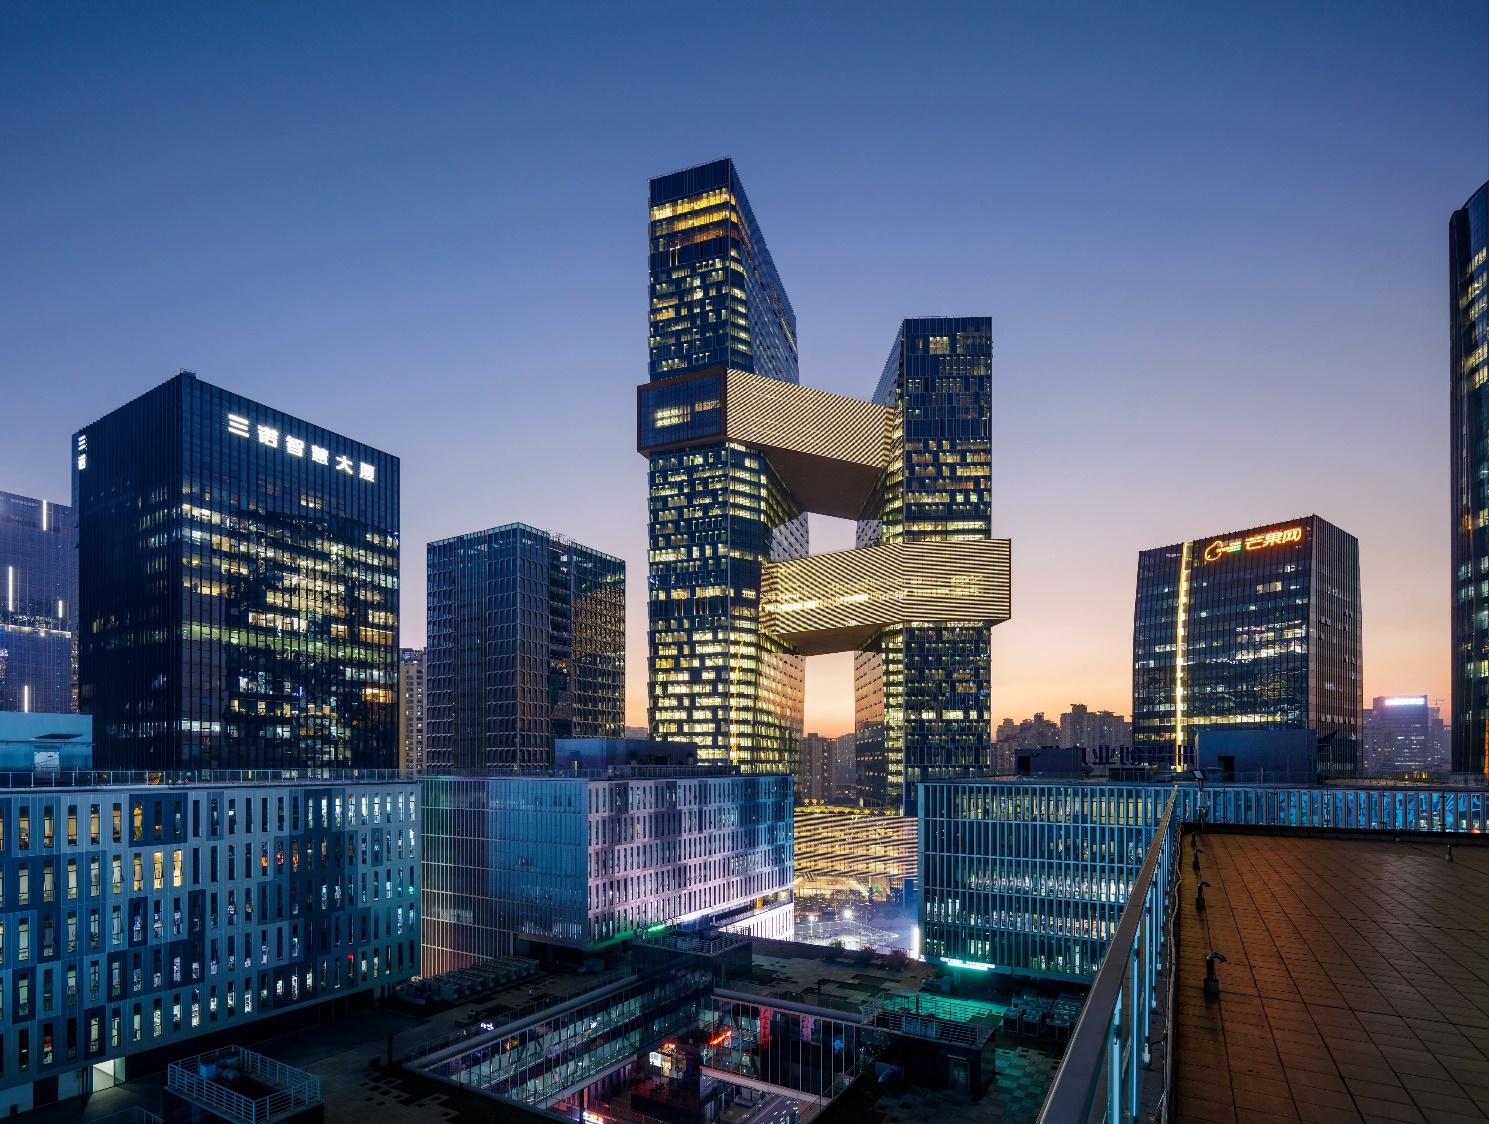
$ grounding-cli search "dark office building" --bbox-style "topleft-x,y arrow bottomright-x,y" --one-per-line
645,158 -> 808,772
425,524 -> 624,771
1450,180 -> 1489,774
0,491 -> 76,713
73,372 -> 400,770
648,157 -> 797,385
1132,515 -> 1361,775
854,318 -> 995,812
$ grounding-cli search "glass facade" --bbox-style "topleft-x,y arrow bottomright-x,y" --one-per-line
0,775 -> 417,1111
1132,515 -> 1361,775
648,158 -> 797,385
856,318 -> 994,812
1451,180 -> 1489,774
920,778 -> 1489,982
0,492 -> 75,715
419,770 -> 793,974
419,965 -> 714,1107
636,371 -> 724,450
642,168 -> 1007,797
73,374 -> 400,771
425,524 -> 624,771
647,441 -> 808,771
646,160 -> 806,775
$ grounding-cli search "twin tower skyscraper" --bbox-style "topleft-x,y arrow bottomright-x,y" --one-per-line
639,159 -> 1010,813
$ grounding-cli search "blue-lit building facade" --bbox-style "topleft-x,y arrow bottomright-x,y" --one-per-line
1451,180 -> 1489,775
420,769 -> 793,975
0,491 -> 75,715
73,373 -> 400,771
425,524 -> 624,772
920,778 -> 1489,984
854,318 -> 995,812
1132,515 -> 1361,775
0,774 -> 418,1113
641,162 -> 1009,803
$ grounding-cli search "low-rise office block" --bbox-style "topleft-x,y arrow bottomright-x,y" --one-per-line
0,773 -> 418,1113
421,769 -> 793,974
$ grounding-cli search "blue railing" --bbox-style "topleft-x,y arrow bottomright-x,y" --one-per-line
1036,785 -> 1179,1124
1033,779 -> 1489,1122
0,767 -> 411,790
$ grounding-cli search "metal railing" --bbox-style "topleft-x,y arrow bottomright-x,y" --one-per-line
0,767 -> 411,791
1037,786 -> 1179,1124
166,1046 -> 321,1124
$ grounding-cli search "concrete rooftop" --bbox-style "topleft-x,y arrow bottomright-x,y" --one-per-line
1175,830 -> 1489,1123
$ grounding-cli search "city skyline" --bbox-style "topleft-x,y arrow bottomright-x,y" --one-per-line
4,5 -> 1487,738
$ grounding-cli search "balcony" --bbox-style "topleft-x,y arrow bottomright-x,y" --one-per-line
165,1046 -> 321,1124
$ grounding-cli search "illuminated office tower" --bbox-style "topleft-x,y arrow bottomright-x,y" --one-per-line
1132,516 -> 1361,774
425,524 -> 624,771
0,490 -> 76,713
644,158 -> 807,772
73,372 -> 400,770
1450,180 -> 1489,774
854,319 -> 995,812
641,162 -> 1009,801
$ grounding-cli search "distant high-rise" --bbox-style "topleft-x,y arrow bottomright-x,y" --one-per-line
1059,703 -> 1131,751
425,524 -> 624,771
1363,695 -> 1446,775
74,373 -> 400,770
1132,515 -> 1361,774
398,648 -> 427,772
797,732 -> 834,803
832,732 -> 857,801
1450,180 -> 1489,774
641,161 -> 1009,801
0,490 -> 75,713
995,712 -> 1061,751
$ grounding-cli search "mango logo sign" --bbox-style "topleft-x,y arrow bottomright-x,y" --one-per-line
1203,526 -> 1302,563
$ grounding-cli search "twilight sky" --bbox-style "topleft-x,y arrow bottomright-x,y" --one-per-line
3,3 -> 1486,737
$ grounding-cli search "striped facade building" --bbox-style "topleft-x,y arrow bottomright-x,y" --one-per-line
640,159 -> 1008,811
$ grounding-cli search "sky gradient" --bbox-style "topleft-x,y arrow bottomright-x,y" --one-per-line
3,3 -> 1486,737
